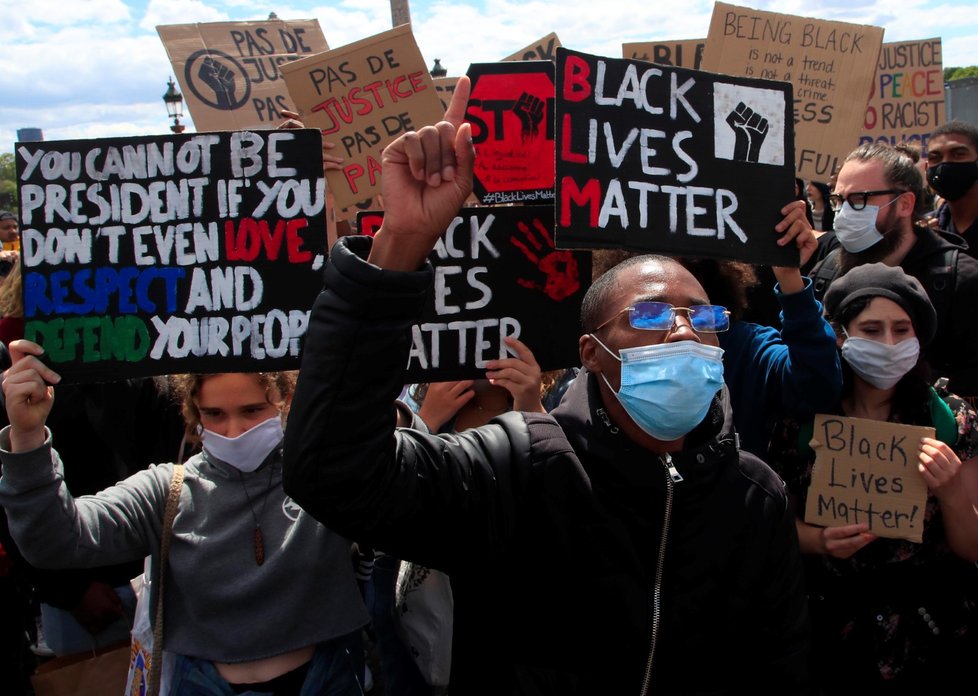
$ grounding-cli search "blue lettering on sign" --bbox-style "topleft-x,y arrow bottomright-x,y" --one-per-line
24,267 -> 185,317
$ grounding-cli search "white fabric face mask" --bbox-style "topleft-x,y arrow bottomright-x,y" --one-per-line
841,334 -> 920,389
834,197 -> 899,253
201,416 -> 284,472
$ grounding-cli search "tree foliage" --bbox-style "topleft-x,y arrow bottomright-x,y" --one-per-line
944,66 -> 978,82
0,152 -> 16,212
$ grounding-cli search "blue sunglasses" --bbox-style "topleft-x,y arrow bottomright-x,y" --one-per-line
595,301 -> 730,333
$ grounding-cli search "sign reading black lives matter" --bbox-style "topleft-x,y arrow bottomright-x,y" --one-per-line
16,130 -> 327,383
359,206 -> 590,383
555,47 -> 798,266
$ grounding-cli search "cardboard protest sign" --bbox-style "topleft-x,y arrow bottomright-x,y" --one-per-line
16,130 -> 327,383
359,206 -> 590,383
860,38 -> 944,155
702,3 -> 884,181
622,39 -> 706,70
157,19 -> 329,131
465,62 -> 556,206
805,415 -> 932,543
555,47 -> 797,266
281,24 -> 443,209
504,33 -> 562,62
433,76 -> 461,111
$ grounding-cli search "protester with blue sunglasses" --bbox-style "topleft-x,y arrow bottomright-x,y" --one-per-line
284,77 -> 812,696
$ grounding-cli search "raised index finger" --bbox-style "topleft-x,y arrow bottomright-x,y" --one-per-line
443,75 -> 471,130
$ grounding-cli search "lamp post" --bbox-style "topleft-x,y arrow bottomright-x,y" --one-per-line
162,77 -> 186,134
431,59 -> 446,78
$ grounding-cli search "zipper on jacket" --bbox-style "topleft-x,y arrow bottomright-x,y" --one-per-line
638,452 -> 678,696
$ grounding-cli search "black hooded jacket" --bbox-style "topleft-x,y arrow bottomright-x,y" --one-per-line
284,236 -> 812,695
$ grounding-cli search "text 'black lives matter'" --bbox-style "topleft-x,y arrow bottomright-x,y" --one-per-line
360,206 -> 590,383
15,129 -> 327,383
555,47 -> 798,266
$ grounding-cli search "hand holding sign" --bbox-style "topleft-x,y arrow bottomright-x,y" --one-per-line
917,438 -> 965,496
418,380 -> 475,432
279,110 -> 345,171
812,523 -> 876,559
2,339 -> 61,453
485,337 -> 545,413
368,76 -> 475,272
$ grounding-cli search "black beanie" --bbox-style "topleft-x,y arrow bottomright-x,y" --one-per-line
823,263 -> 937,346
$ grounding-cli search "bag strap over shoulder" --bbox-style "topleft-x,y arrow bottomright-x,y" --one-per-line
150,463 -> 183,696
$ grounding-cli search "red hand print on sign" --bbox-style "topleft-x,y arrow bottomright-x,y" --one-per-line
511,218 -> 580,302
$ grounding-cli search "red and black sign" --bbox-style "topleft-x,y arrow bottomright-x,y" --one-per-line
359,206 -> 590,383
464,61 -> 556,206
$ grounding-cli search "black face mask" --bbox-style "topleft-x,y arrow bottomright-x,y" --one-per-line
927,160 -> 978,201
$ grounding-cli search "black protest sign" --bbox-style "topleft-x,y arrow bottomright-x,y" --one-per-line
555,47 -> 797,266
359,206 -> 590,383
465,62 -> 556,206
16,130 -> 327,383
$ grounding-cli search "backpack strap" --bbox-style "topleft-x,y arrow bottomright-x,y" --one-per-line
812,248 -> 841,301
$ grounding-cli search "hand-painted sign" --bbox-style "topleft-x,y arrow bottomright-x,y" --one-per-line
702,3 -> 884,181
359,206 -> 590,382
622,39 -> 706,69
281,24 -> 443,209
465,62 -> 556,206
555,47 -> 797,266
504,32 -> 561,62
860,38 -> 944,154
157,18 -> 329,131
805,414 -> 933,543
16,130 -> 326,382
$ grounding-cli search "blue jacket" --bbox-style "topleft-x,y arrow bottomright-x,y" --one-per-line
719,277 -> 841,458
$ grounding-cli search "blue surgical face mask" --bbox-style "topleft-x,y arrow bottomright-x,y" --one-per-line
591,336 -> 725,441
834,197 -> 899,253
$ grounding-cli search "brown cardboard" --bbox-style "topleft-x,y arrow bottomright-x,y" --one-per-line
702,3 -> 884,181
433,76 -> 461,111
805,415 -> 932,543
157,19 -> 328,132
504,32 -> 562,62
622,39 -> 706,69
860,38 -> 944,155
281,24 -> 443,208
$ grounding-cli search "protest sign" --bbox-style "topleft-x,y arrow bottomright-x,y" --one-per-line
16,130 -> 327,383
433,76 -> 461,111
860,38 -> 944,155
555,47 -> 797,266
157,19 -> 329,131
465,62 -> 556,206
622,39 -> 706,69
359,206 -> 590,383
702,3 -> 884,181
805,415 -> 932,543
504,32 -> 562,62
281,24 -> 443,209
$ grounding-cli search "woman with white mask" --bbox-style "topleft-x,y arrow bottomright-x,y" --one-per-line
0,343 -> 369,696
767,262 -> 978,695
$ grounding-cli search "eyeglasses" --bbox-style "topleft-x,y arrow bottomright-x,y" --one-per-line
595,301 -> 730,334
828,189 -> 904,211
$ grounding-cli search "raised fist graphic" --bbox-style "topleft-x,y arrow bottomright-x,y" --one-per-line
726,102 -> 769,163
512,92 -> 545,143
198,56 -> 237,110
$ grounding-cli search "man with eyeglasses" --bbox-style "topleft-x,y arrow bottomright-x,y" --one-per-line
927,120 -> 978,256
812,142 -> 978,400
284,78 -> 812,695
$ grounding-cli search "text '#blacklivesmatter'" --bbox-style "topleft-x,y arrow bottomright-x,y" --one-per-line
16,129 -> 327,381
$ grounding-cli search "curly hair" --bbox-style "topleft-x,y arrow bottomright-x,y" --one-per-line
169,371 -> 296,445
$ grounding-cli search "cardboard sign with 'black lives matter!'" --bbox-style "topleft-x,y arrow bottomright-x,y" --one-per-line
157,18 -> 329,131
359,206 -> 590,383
555,47 -> 797,266
805,415 -> 932,543
16,130 -> 327,383
281,24 -> 443,209
702,3 -> 884,182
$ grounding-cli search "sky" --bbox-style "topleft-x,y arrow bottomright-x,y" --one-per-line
1,0 -> 977,155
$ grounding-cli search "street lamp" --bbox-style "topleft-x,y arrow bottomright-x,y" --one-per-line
163,77 -> 186,134
431,59 -> 446,78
